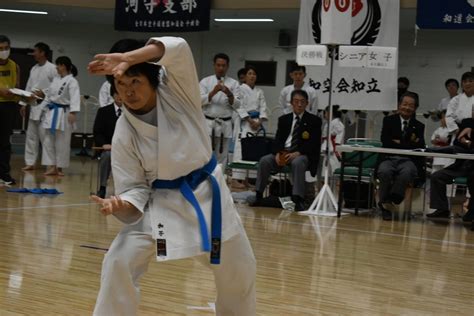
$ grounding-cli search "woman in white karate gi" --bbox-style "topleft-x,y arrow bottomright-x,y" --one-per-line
232,66 -> 268,186
36,56 -> 80,176
88,37 -> 256,316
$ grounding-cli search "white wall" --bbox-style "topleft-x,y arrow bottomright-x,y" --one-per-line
3,8 -> 473,138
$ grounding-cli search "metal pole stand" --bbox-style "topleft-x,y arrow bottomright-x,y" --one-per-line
298,45 -> 348,217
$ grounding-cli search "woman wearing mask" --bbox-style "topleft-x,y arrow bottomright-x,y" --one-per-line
36,56 -> 80,176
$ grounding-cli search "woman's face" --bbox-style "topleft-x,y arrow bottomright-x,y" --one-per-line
56,64 -> 67,76
245,69 -> 257,87
114,73 -> 156,113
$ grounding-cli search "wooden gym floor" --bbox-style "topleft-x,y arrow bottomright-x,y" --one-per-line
0,155 -> 473,315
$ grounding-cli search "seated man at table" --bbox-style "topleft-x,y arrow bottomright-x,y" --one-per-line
427,118 -> 474,221
252,90 -> 322,211
93,85 -> 122,198
378,92 -> 425,220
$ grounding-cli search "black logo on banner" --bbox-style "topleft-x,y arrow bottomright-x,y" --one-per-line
312,0 -> 381,45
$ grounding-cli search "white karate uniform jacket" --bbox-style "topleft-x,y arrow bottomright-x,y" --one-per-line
40,74 -> 80,131
199,75 -> 241,138
237,83 -> 268,137
431,126 -> 454,167
112,37 -> 243,261
446,93 -> 474,133
98,81 -> 114,107
279,82 -> 318,114
24,61 -> 57,121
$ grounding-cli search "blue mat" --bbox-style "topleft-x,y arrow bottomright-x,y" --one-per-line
7,188 -> 62,194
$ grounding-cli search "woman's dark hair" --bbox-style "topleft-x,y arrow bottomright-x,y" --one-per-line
324,105 -> 342,119
109,83 -> 117,96
55,56 -> 78,77
237,68 -> 246,78
106,38 -> 160,90
244,65 -> 257,76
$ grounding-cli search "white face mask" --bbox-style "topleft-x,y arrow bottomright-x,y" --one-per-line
0,49 -> 10,60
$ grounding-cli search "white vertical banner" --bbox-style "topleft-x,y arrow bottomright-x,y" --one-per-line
297,0 -> 400,111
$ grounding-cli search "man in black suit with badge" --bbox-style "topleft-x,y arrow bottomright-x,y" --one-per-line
253,90 -> 322,211
93,85 -> 122,198
378,92 -> 425,220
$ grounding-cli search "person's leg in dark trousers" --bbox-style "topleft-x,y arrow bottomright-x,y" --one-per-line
428,166 -> 465,218
0,102 -> 17,182
255,154 -> 278,199
377,159 -> 397,204
97,151 -> 112,198
390,159 -> 417,204
462,163 -> 474,222
289,155 -> 309,211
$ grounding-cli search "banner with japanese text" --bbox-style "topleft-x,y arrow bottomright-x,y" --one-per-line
416,0 -> 474,29
115,0 -> 210,32
297,0 -> 399,111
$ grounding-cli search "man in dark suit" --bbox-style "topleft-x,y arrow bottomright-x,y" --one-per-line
253,89 -> 322,211
93,85 -> 122,198
427,118 -> 474,221
378,92 -> 425,220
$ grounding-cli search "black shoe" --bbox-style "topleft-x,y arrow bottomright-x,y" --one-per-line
294,200 -> 305,212
426,209 -> 450,218
96,186 -> 106,199
0,174 -> 16,185
462,209 -> 474,222
291,195 -> 305,212
378,202 -> 393,221
249,193 -> 262,207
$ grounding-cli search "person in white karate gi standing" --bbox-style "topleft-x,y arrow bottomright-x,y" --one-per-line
279,64 -> 318,115
199,53 -> 241,166
36,56 -> 80,176
88,37 -> 256,316
232,66 -> 268,186
20,42 -> 57,171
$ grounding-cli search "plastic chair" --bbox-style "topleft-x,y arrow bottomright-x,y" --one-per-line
333,138 -> 382,211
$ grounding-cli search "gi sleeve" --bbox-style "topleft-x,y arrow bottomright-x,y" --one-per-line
68,78 -> 81,112
146,37 -> 202,110
111,123 -> 151,223
258,89 -> 268,120
199,78 -> 211,106
445,95 -> 460,133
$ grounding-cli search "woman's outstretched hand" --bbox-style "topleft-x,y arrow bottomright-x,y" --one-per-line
88,53 -> 131,78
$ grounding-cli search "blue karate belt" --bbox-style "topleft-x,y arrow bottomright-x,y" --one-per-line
151,155 -> 222,264
247,110 -> 260,119
7,188 -> 62,194
47,102 -> 68,135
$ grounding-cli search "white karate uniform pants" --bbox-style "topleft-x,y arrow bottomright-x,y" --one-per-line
93,211 -> 256,316
41,125 -> 72,168
24,119 -> 45,166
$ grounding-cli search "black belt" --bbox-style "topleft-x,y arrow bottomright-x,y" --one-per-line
205,115 -> 232,121
206,115 -> 232,153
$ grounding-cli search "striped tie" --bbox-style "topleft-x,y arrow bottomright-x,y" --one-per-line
290,116 -> 301,152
